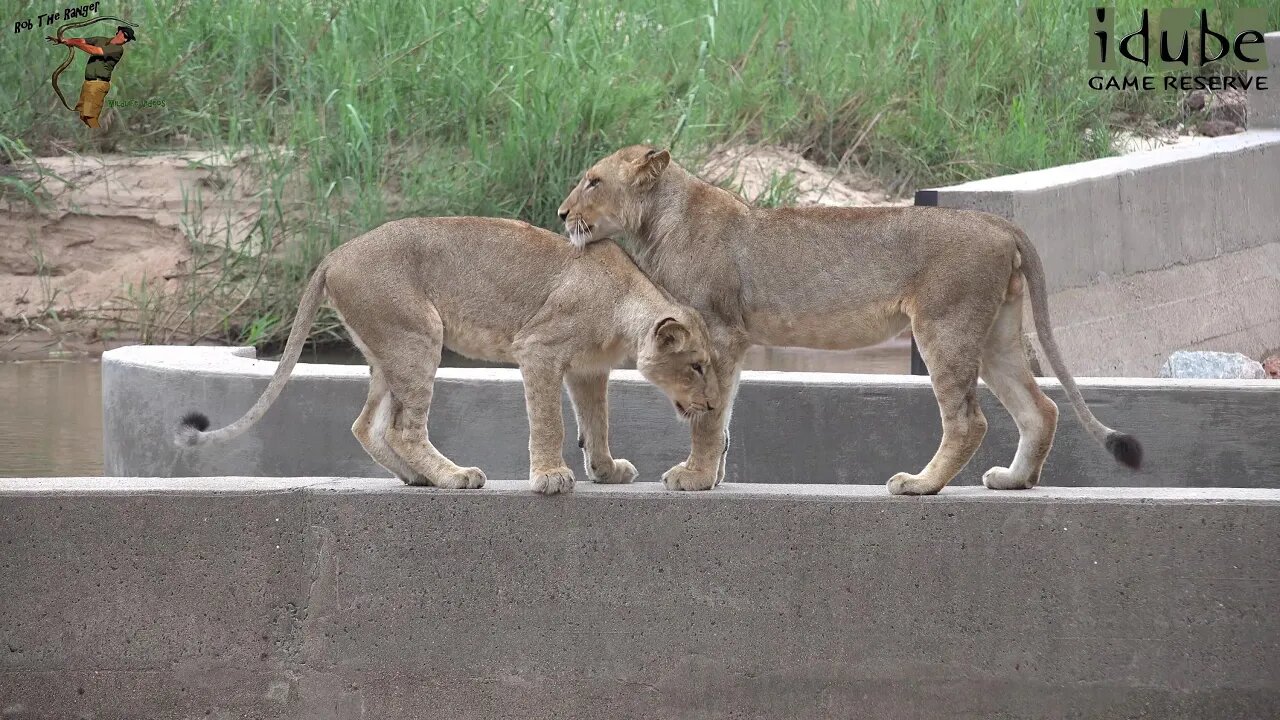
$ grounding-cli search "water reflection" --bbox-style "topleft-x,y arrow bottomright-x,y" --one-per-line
0,361 -> 104,477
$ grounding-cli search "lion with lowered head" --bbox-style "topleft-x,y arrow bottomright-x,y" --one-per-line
175,216 -> 719,494
557,145 -> 1142,495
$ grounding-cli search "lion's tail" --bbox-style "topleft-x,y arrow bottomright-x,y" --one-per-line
174,260 -> 329,448
1014,233 -> 1142,469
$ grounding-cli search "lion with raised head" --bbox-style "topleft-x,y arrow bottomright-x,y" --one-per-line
175,216 -> 719,494
557,146 -> 1142,494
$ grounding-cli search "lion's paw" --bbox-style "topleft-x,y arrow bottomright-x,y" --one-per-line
401,472 -> 431,487
662,463 -> 717,491
887,472 -> 941,496
982,466 -> 1036,490
589,458 -> 637,484
435,466 -> 486,490
531,467 -> 576,495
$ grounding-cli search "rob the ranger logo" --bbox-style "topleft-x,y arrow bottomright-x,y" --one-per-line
1087,7 -> 1269,91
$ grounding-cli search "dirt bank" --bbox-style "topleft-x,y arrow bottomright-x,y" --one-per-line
0,144 -> 910,360
0,149 -> 293,358
0,150 -> 271,316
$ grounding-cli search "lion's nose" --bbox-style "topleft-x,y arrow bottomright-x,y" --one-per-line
557,209 -> 568,222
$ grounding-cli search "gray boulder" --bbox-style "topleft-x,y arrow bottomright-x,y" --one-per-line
1158,351 -> 1266,380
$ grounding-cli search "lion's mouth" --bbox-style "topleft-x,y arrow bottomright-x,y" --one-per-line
674,401 -> 710,421
567,218 -> 592,249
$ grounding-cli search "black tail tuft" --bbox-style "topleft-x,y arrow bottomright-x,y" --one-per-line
181,411 -> 211,432
1105,432 -> 1143,470
174,411 -> 211,448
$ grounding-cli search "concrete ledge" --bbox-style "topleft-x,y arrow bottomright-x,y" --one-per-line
919,130 -> 1280,288
3,478 -> 1278,718
8,475 -> 1278,502
103,345 -> 1280,488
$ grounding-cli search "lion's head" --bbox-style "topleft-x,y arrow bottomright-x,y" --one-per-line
635,310 -> 719,420
557,145 -> 670,248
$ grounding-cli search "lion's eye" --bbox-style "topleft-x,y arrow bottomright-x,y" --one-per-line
586,177 -> 600,189
691,362 -> 704,375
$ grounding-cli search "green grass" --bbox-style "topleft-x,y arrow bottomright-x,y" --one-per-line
2,0 -> 1274,348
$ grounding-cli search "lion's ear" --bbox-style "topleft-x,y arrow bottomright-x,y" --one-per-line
633,148 -> 670,185
652,316 -> 689,351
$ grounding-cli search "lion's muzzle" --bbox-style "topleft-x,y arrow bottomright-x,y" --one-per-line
565,216 -> 593,249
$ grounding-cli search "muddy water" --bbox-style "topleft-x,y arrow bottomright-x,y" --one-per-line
0,361 -> 105,477
0,341 -> 908,478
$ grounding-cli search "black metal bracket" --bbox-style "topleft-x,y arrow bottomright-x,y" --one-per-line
908,189 -> 938,376
909,335 -> 928,376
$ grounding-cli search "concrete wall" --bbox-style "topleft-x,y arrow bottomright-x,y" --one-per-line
916,32 -> 1280,376
2,477 -> 1277,719
103,345 -> 1280,488
917,132 -> 1280,376
1252,31 -> 1280,129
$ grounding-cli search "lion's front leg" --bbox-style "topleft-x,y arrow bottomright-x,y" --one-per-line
664,349 -> 743,491
565,370 -> 638,484
520,363 -> 575,494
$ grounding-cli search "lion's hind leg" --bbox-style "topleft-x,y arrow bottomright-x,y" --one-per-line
978,292 -> 1059,490
888,308 -> 994,496
340,297 -> 484,490
350,365 -> 426,484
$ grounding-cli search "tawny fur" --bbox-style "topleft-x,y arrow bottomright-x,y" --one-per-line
557,146 -> 1142,494
175,217 -> 719,494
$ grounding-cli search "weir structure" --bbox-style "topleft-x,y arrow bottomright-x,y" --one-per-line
2,30 -> 1279,720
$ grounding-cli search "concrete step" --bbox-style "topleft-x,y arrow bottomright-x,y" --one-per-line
104,345 -> 1280,488
2,478 -> 1278,718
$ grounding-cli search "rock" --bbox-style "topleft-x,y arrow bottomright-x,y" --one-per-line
1158,351 -> 1267,380
1184,88 -> 1247,133
1197,119 -> 1242,137
1208,87 -> 1247,125
1262,351 -> 1280,380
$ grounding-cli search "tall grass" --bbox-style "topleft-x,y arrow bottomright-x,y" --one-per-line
1,0 -> 1274,347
